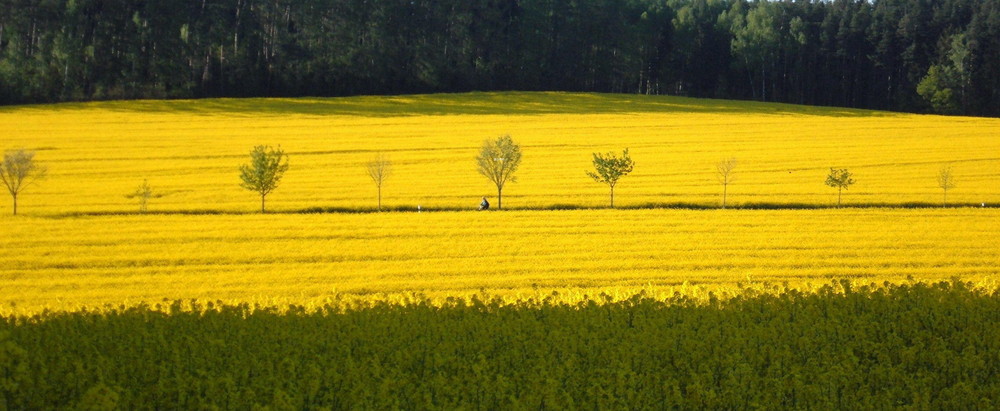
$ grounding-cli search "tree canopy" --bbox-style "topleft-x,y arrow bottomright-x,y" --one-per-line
587,149 -> 635,208
476,135 -> 522,210
239,145 -> 289,213
1,148 -> 46,215
825,168 -> 856,207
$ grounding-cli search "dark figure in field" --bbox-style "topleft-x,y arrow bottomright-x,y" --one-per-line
479,197 -> 490,210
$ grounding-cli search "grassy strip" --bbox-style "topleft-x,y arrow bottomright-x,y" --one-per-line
42,201 -> 998,218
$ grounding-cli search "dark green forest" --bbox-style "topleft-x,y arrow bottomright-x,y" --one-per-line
1,0 -> 998,116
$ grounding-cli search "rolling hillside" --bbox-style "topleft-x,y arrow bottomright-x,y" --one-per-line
2,92 -> 999,314
3,92 -> 999,215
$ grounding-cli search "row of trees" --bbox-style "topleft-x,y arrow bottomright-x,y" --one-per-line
2,0 -> 999,116
0,143 -> 969,215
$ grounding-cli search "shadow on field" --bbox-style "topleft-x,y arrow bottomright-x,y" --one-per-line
1,280 -> 997,409
0,92 -> 897,118
49,202 -> 996,218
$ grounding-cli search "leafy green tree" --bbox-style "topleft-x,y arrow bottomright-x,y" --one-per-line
587,149 -> 634,208
476,135 -> 522,210
0,149 -> 47,215
728,1 -> 779,101
824,168 -> 855,207
239,145 -> 289,213
918,34 -> 971,114
917,65 -> 959,114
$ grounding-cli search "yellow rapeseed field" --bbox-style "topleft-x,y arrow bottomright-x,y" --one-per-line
2,92 -> 999,214
2,92 -> 1000,314
3,209 -> 999,315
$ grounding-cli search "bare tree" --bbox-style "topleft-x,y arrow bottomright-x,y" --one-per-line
126,179 -> 163,213
476,135 -> 522,209
366,154 -> 392,211
937,166 -> 956,206
716,157 -> 737,209
1,149 -> 47,215
239,145 -> 289,213
824,168 -> 855,207
587,149 -> 635,208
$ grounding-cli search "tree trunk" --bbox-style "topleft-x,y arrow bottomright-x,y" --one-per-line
378,185 -> 382,211
761,64 -> 767,102
497,187 -> 502,210
261,194 -> 266,213
837,188 -> 842,208
610,185 -> 615,208
11,193 -> 17,215
722,183 -> 728,209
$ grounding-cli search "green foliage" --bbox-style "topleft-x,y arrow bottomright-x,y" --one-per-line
476,135 -> 522,209
2,282 -> 1000,409
0,332 -> 29,405
587,149 -> 634,208
918,34 -> 972,114
917,65 -> 959,114
729,1 -> 779,100
72,383 -> 120,411
239,145 -> 289,213
825,168 -> 855,207
1,0 -> 999,116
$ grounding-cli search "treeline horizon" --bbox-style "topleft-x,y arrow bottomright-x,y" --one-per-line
1,0 -> 998,116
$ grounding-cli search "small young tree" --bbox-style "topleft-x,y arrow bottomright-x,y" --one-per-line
126,179 -> 163,213
239,145 -> 289,213
366,154 -> 392,211
717,157 -> 738,209
476,135 -> 522,210
1,149 -> 47,215
937,166 -> 956,206
824,167 -> 855,207
587,149 -> 634,208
